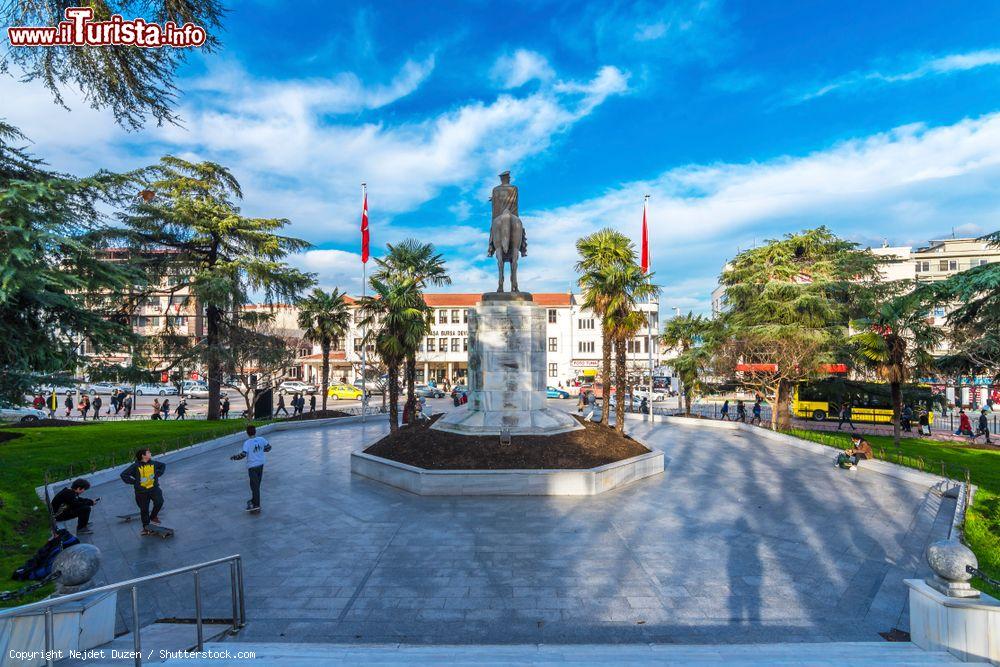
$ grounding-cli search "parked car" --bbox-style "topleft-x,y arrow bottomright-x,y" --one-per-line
183,382 -> 227,399
85,382 -> 128,395
1,405 -> 48,422
353,379 -> 383,396
414,384 -> 446,399
278,380 -> 317,395
34,384 -> 78,396
633,388 -> 667,402
546,386 -> 571,399
133,383 -> 179,396
608,394 -> 642,410
328,383 -> 364,401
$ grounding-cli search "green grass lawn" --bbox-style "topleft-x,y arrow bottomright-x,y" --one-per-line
0,420 -> 252,606
788,428 -> 1000,595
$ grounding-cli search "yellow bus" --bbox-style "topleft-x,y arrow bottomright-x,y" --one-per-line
793,378 -> 938,424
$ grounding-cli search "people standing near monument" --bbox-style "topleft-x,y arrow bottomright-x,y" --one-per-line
51,479 -> 99,535
120,448 -> 166,534
230,424 -> 271,512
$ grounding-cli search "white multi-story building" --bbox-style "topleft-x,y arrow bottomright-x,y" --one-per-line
288,292 -> 664,389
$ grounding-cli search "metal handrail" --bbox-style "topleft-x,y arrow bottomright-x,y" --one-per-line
0,554 -> 245,667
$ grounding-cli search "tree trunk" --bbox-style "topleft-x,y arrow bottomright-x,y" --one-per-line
614,337 -> 627,433
891,380 -> 902,448
684,386 -> 692,416
206,304 -> 221,420
320,340 -> 330,412
600,322 -> 612,426
405,353 -> 416,421
387,362 -> 399,433
774,379 -> 792,431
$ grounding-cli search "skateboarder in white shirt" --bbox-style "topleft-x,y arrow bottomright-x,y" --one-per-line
231,424 -> 271,512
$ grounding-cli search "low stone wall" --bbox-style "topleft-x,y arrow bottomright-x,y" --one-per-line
35,414 -> 374,500
350,445 -> 666,496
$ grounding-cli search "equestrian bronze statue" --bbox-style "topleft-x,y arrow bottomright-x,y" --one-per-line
487,171 -> 527,292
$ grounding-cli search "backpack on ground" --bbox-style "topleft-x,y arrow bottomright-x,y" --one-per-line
11,529 -> 80,581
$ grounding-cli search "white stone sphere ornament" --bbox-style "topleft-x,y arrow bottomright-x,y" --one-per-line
51,543 -> 102,594
926,539 -> 980,598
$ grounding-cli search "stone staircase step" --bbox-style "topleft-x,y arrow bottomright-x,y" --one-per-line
159,641 -> 961,665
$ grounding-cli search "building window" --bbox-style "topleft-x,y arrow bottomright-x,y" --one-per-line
439,337 -> 447,352
332,337 -> 345,351
354,337 -> 363,352
426,338 -> 436,352
548,309 -> 557,323
438,310 -> 447,324
166,316 -> 185,328
548,337 -> 558,352
463,309 -> 469,323
578,318 -> 595,330
463,338 -> 468,351
451,338 -> 460,352
979,259 -> 989,266
451,309 -> 460,323
548,363 -> 558,378
578,341 -> 595,353
916,261 -> 929,272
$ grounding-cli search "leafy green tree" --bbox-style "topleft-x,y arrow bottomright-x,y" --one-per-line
720,227 -> 883,430
922,231 -> 1000,379
2,1 -> 225,129
0,122 -> 143,404
576,229 -> 634,426
850,289 -> 942,447
357,276 -> 427,433
297,288 -> 351,411
120,157 -> 313,419
661,313 -> 720,416
371,240 -> 450,419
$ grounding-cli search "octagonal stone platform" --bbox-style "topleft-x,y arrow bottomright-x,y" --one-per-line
350,445 -> 665,496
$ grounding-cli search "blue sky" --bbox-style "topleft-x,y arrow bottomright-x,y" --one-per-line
4,0 -> 1000,311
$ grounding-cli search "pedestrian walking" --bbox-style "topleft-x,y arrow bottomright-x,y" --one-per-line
736,400 -> 746,423
32,394 -> 45,410
109,389 -> 119,414
78,394 -> 90,420
51,479 -> 99,535
295,394 -> 304,416
160,398 -> 170,421
837,401 -> 856,431
901,404 -> 913,432
91,395 -> 103,420
309,394 -> 316,412
120,448 -> 166,534
918,408 -> 930,436
64,395 -> 74,418
152,398 -> 161,420
221,397 -> 230,419
275,393 -> 288,416
975,409 -> 993,444
750,399 -> 763,425
175,399 -> 187,420
230,424 -> 271,512
956,409 -> 974,438
720,399 -> 731,421
123,394 -> 133,419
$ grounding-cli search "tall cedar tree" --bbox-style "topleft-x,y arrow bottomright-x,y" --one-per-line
2,1 -> 225,129
720,227 -> 883,430
0,122 -> 144,404
120,157 -> 312,419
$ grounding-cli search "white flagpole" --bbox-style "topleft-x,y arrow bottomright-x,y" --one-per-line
361,182 -> 367,423
645,195 -> 654,421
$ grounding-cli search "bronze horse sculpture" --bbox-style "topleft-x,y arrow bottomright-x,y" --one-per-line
487,171 -> 527,292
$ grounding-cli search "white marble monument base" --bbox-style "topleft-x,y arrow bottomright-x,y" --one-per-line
432,294 -> 582,436
906,578 -> 1000,663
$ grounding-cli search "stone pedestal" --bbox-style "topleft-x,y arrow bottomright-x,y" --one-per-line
433,293 -> 582,436
906,578 -> 1000,664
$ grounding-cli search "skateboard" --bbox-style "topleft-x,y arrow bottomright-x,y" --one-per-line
118,513 -> 174,537
245,506 -> 261,514
141,524 -> 174,538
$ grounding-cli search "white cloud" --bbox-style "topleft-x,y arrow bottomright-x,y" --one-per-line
798,49 -> 1000,102
490,49 -> 554,89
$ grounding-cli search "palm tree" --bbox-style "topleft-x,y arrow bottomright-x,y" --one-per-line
357,276 -> 427,433
576,229 -> 657,428
661,313 -> 718,415
297,288 -> 350,411
850,289 -> 942,447
604,265 -> 658,433
372,239 -> 450,419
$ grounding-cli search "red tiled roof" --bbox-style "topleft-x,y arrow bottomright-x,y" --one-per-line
300,351 -> 347,361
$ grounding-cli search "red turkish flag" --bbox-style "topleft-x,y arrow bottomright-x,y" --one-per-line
640,201 -> 649,273
360,190 -> 370,264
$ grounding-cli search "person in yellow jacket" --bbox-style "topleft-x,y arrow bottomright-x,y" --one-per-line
120,448 -> 166,534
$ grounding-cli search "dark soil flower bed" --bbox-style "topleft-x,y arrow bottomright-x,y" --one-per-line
280,410 -> 352,421
4,418 -> 86,428
364,414 -> 650,470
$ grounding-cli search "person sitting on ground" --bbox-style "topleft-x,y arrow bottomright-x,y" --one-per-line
836,434 -> 874,469
51,479 -> 99,535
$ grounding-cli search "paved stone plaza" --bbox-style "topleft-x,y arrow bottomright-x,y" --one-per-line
80,409 -> 952,645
